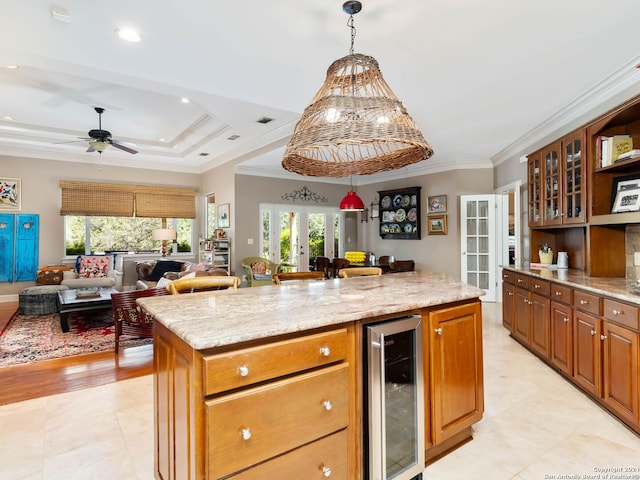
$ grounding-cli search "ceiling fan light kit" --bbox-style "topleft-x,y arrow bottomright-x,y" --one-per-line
282,1 -> 433,178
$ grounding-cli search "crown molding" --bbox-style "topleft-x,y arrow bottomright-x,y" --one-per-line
492,55 -> 640,166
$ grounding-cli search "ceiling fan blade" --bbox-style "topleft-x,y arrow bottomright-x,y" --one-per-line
110,141 -> 138,154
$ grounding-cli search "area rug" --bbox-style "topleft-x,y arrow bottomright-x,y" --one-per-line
0,309 -> 152,367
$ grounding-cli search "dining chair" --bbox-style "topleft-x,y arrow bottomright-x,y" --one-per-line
111,287 -> 170,352
331,258 -> 350,278
338,267 -> 383,278
314,256 -> 332,278
272,271 -> 325,285
167,275 -> 240,294
390,260 -> 416,273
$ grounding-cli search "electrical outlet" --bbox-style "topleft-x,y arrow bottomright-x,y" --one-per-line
634,252 -> 640,265
247,238 -> 254,245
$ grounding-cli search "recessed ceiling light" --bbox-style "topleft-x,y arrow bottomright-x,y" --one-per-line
1,116 -> 15,121
50,7 -> 71,23
115,28 -> 141,43
180,97 -> 190,104
158,138 -> 167,142
5,65 -> 19,70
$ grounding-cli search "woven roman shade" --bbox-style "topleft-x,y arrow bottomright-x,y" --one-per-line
59,181 -> 197,218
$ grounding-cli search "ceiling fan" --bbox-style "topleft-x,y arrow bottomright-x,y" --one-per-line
81,107 -> 137,154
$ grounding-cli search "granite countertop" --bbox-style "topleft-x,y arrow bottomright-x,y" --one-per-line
503,265 -> 640,304
137,271 -> 484,351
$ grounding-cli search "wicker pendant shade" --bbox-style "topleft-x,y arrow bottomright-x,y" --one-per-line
282,52 -> 434,177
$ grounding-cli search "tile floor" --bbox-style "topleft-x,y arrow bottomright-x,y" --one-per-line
0,303 -> 639,479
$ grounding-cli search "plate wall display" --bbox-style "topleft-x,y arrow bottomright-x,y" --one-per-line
377,186 -> 422,240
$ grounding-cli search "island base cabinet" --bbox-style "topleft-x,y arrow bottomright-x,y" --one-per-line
602,321 -> 639,425
428,300 -> 484,446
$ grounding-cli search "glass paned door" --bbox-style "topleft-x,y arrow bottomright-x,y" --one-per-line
543,142 -> 562,226
460,195 -> 498,302
563,132 -> 586,224
528,153 -> 543,226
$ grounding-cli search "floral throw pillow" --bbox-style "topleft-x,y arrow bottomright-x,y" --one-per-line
78,256 -> 110,278
251,261 -> 267,274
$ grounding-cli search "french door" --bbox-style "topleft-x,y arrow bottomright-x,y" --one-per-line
460,194 -> 507,302
260,204 -> 342,272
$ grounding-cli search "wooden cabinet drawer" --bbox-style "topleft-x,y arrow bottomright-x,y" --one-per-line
530,278 -> 550,296
203,328 -> 348,395
501,270 -> 515,284
550,283 -> 572,304
573,290 -> 601,316
207,363 -> 349,478
514,273 -> 530,288
603,298 -> 640,330
230,429 -> 348,480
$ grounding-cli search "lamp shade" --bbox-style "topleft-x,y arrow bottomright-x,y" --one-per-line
152,228 -> 177,241
339,190 -> 365,211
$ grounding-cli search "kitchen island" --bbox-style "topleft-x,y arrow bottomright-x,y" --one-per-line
138,271 -> 485,480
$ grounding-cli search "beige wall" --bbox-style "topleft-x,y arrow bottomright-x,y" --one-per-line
0,152 -> 497,297
0,155 -> 200,296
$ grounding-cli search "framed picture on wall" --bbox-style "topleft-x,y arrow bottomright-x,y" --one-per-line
217,203 -> 230,228
0,177 -> 21,211
427,215 -> 447,235
427,194 -> 447,214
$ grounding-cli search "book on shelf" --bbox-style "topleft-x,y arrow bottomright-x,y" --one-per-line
615,149 -> 640,163
598,135 -> 633,168
529,262 -> 558,270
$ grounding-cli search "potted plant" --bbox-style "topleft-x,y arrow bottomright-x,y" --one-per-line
539,243 -> 553,264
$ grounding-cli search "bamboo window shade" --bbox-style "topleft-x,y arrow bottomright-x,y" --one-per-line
59,181 -> 197,218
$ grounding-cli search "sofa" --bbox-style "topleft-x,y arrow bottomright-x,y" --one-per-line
136,259 -> 229,289
61,254 -> 123,290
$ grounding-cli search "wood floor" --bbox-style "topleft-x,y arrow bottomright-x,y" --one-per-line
0,301 -> 153,406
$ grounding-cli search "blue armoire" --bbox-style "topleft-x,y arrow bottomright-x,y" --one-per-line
0,213 -> 39,282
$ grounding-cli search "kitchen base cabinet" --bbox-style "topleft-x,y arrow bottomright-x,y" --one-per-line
603,321 -> 639,425
427,300 -> 484,447
502,268 -> 640,435
501,270 -> 515,332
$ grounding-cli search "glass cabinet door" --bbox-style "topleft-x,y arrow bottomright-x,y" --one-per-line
562,131 -> 586,224
527,152 -> 543,226
543,142 -> 562,226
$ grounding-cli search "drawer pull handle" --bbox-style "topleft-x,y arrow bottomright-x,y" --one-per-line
503,274 -> 509,279
580,299 -> 589,305
534,284 -> 540,289
238,365 -> 249,377
563,317 -> 569,323
555,292 -> 562,296
590,329 -> 596,336
319,346 -> 331,357
612,309 -> 621,316
508,292 -> 513,296
321,466 -> 332,477
435,327 -> 443,335
517,279 -> 523,283
601,334 -> 608,341
323,400 -> 333,411
240,428 -> 251,441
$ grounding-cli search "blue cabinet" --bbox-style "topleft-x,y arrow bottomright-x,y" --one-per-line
0,213 -> 39,283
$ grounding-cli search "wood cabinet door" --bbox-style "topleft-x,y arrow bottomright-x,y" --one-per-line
550,300 -> 573,376
502,282 -> 515,331
429,301 -> 484,444
562,130 -> 586,224
602,321 -> 639,425
542,142 -> 563,226
513,287 -> 530,344
573,311 -> 602,396
527,152 -> 544,227
530,293 -> 550,359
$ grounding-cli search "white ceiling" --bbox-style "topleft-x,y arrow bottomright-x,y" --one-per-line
1,0 -> 640,185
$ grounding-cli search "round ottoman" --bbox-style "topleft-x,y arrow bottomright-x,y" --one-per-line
19,285 -> 69,315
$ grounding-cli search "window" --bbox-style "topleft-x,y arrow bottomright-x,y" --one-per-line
64,216 -> 193,256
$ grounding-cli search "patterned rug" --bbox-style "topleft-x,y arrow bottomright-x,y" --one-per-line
0,309 -> 152,366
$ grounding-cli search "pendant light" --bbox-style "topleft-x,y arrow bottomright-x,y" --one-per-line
282,1 -> 433,178
339,178 -> 365,211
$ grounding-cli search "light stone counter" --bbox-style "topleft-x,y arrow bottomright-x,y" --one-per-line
503,266 -> 640,304
137,271 -> 484,350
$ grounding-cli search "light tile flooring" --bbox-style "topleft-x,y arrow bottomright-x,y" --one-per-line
1,303 -> 639,479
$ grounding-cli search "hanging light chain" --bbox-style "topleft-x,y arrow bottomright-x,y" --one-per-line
347,13 -> 356,55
